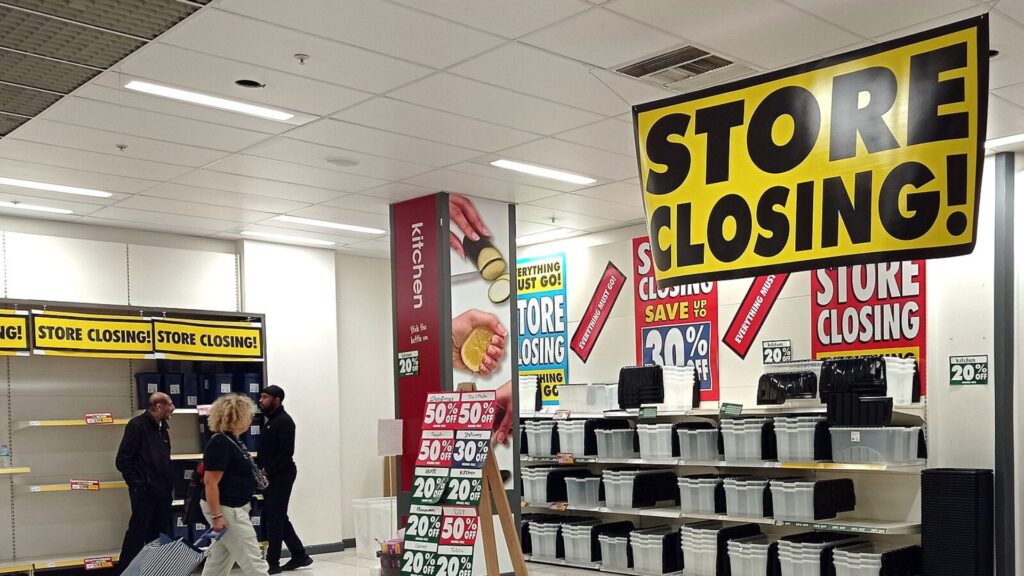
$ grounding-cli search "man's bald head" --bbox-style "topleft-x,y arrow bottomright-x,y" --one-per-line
148,392 -> 175,420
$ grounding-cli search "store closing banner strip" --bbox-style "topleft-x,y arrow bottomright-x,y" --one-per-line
633,16 -> 988,285
26,309 -> 263,361
0,309 -> 30,355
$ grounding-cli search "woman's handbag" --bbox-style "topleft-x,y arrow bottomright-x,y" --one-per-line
216,433 -> 269,491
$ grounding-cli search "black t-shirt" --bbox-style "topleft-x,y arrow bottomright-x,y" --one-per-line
202,433 -> 255,507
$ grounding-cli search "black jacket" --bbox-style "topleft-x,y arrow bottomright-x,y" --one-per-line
256,406 -> 296,476
116,412 -> 173,496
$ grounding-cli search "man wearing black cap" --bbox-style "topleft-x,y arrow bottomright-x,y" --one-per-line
257,385 -> 311,574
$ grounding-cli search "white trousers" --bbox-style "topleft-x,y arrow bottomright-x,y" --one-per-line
200,500 -> 269,576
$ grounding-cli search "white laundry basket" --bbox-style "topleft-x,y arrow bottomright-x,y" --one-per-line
352,497 -> 397,560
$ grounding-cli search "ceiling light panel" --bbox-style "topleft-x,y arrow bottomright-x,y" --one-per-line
490,159 -> 596,185
3,0 -> 199,40
0,49 -> 97,93
0,83 -> 61,117
0,176 -> 112,197
124,80 -> 296,121
0,6 -> 143,68
273,215 -> 385,234
0,200 -> 73,214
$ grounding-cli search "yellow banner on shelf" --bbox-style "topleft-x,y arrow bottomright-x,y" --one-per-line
32,311 -> 153,358
153,318 -> 263,360
0,310 -> 30,355
633,17 -> 988,285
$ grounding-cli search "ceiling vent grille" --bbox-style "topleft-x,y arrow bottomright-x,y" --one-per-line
617,46 -> 758,94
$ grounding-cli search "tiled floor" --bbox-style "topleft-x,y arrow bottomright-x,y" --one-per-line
255,551 -> 593,576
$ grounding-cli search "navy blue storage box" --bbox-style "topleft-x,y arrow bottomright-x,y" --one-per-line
200,373 -> 233,405
163,373 -> 184,407
134,373 -> 162,409
182,374 -> 200,408
234,373 -> 262,403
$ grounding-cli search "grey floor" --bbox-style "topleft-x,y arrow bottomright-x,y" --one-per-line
258,551 -> 589,576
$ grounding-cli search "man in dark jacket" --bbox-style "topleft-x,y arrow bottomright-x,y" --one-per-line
116,392 -> 175,570
257,385 -> 311,574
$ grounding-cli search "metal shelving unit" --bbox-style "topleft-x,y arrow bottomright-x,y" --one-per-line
521,455 -> 925,474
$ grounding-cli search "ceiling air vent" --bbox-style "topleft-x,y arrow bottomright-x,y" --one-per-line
617,46 -> 758,94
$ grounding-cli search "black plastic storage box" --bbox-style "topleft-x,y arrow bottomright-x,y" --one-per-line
250,497 -> 264,540
199,373 -> 233,405
818,357 -> 887,401
233,372 -> 262,403
756,372 -> 817,405
630,470 -> 680,508
182,373 -> 200,408
922,468 -> 993,576
134,372 -> 162,408
618,365 -> 663,408
241,414 -> 263,451
171,512 -> 189,540
199,416 -> 213,450
825,393 -> 893,427
172,460 -> 198,501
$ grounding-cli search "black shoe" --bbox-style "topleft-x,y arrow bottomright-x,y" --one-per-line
282,557 -> 313,571
268,566 -> 282,575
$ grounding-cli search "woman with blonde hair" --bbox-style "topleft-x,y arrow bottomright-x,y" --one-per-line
201,394 -> 269,576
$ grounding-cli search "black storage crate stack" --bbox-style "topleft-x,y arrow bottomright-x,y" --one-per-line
922,468 -> 993,576
618,365 -> 663,408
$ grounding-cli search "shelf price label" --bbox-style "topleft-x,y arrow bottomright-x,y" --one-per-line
762,340 -> 792,365
439,508 -> 479,546
434,546 -> 474,576
416,431 -> 455,467
451,431 -> 490,469
455,392 -> 496,430
720,403 -> 743,418
443,469 -> 483,507
85,412 -> 114,425
422,393 -> 462,430
397,351 -> 420,377
405,505 -> 442,544
84,557 -> 113,570
411,467 -> 449,505
949,355 -> 989,386
401,541 -> 439,576
70,479 -> 100,491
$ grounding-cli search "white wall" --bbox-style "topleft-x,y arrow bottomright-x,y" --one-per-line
241,240 -> 343,546
335,253 -> 394,539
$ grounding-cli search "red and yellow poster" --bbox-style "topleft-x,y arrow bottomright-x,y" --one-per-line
811,260 -> 927,394
633,237 -> 720,402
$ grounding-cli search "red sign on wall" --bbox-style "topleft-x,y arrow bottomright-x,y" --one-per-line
570,262 -> 626,362
811,260 -> 927,395
723,274 -> 790,359
632,237 -> 720,402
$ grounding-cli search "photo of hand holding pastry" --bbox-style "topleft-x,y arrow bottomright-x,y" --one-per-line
452,309 -> 507,376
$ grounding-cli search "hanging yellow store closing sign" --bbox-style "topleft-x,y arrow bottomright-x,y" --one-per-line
0,310 -> 30,355
32,311 -> 154,358
153,318 -> 263,360
633,16 -> 988,286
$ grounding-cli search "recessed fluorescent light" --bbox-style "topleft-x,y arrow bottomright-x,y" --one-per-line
985,132 -> 1024,149
0,176 -> 112,198
240,230 -> 335,246
0,201 -> 73,215
491,159 -> 597,185
274,215 -> 385,234
124,80 -> 294,121
516,228 -> 580,246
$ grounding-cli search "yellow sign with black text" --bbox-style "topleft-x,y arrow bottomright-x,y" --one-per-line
32,311 -> 153,358
153,318 -> 263,360
0,310 -> 30,355
634,17 -> 988,285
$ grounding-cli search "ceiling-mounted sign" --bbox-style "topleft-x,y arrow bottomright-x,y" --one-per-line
633,16 -> 988,285
153,318 -> 263,360
32,310 -> 153,358
0,310 -> 30,355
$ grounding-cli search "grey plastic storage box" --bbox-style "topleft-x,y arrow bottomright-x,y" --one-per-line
560,520 -> 602,564
774,416 -> 825,462
680,521 -> 763,576
557,420 -> 587,456
525,421 -> 557,457
769,479 -> 856,522
630,526 -> 682,575
596,428 -> 638,458
527,522 -> 561,560
599,534 -> 631,570
721,418 -> 770,461
778,537 -> 863,576
637,423 -> 676,459
521,467 -> 589,504
724,477 -> 770,518
677,475 -> 721,514
728,536 -> 777,576
565,477 -> 602,508
558,383 -> 619,413
678,428 -> 720,461
602,469 -> 641,509
830,427 -> 922,464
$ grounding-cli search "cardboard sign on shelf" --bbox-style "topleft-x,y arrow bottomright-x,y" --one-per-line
84,413 -> 114,425
70,479 -> 100,491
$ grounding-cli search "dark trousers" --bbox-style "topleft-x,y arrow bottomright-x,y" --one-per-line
119,489 -> 172,571
263,467 -> 306,567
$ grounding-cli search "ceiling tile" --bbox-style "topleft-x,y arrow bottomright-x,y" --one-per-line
115,195 -> 276,223
521,8 -> 684,68
244,138 -> 435,181
989,12 -> 1024,90
88,206 -> 238,232
81,78 -> 288,135
0,189 -> 109,214
217,0 -> 504,68
445,161 -> 583,193
206,155 -> 388,194
557,118 -> 637,157
0,157 -> 157,195
0,139 -> 190,181
334,97 -> 538,152
321,194 -> 393,215
390,0 -> 590,38
784,0 -> 976,38
868,4 -> 989,42
590,69 -> 679,108
80,216 -> 217,239
997,0 -> 1024,28
986,94 -> 1024,139
159,9 -> 433,94
10,119 -> 229,167
359,182 -> 437,201
573,180 -> 642,206
5,0 -> 198,40
287,119 -> 481,167
173,170 -> 346,204
527,192 -> 645,221
497,138 -> 637,180
233,223 -> 352,245
516,203 -> 618,231
336,244 -> 390,258
141,183 -> 310,213
42,94 -> 274,152
389,73 -> 603,134
607,0 -> 861,69
515,220 -> 558,236
116,43 -> 370,117
404,168 -> 563,204
450,43 -> 631,116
